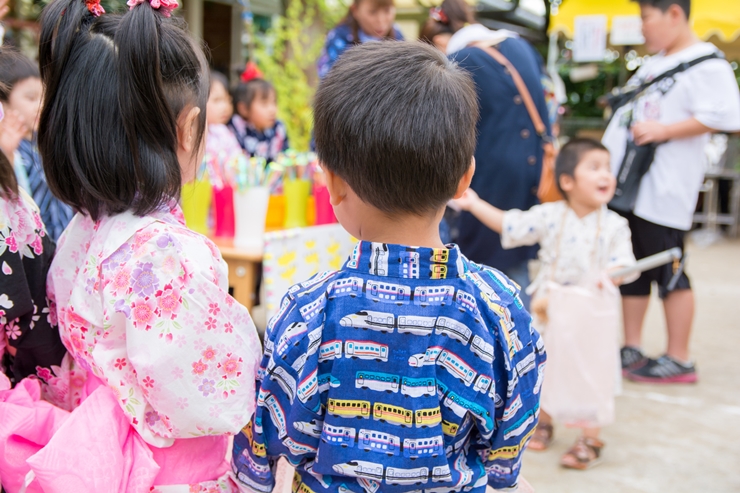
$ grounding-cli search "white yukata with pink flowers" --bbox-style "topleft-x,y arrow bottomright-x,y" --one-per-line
0,203 -> 261,493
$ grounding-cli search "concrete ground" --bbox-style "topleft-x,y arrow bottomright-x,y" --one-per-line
522,238 -> 740,493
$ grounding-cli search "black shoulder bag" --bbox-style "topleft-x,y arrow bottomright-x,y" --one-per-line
608,53 -> 720,213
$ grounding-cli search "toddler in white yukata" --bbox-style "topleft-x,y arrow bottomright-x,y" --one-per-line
453,138 -> 637,470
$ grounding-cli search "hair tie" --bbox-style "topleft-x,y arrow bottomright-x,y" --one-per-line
86,0 -> 105,17
240,61 -> 263,83
127,0 -> 179,17
430,7 -> 449,25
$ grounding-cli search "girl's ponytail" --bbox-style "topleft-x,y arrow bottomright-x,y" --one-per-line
37,0 -> 208,221
115,3 -> 180,212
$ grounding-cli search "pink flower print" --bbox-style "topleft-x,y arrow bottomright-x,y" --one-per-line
142,376 -> 155,388
208,303 -> 220,316
132,229 -> 157,251
33,211 -> 44,231
130,298 -> 158,330
2,261 -> 11,275
176,397 -> 188,410
157,285 -> 181,318
218,354 -> 243,379
4,233 -> 18,253
145,411 -> 161,427
162,255 -> 177,274
224,295 -> 234,307
194,338 -> 206,351
171,367 -> 184,379
46,299 -> 58,326
175,335 -> 187,348
224,322 -> 233,333
114,358 -> 127,370
208,405 -> 220,417
130,262 -> 159,297
30,236 -> 43,255
205,317 -> 217,331
202,346 -> 218,361
191,360 -> 208,375
35,366 -> 53,381
5,320 -> 21,340
198,378 -> 216,397
111,267 -> 131,295
70,334 -> 86,353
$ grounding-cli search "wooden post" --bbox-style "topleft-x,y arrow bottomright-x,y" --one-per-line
183,0 -> 204,40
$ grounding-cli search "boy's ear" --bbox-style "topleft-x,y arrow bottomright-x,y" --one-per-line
453,158 -> 476,199
559,173 -> 575,194
323,167 -> 348,207
668,3 -> 688,23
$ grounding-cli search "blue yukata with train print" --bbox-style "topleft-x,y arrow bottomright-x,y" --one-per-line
232,242 -> 546,493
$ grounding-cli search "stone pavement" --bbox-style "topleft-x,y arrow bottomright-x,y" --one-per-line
522,238 -> 740,493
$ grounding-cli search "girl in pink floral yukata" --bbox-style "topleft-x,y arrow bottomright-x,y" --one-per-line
0,0 -> 261,491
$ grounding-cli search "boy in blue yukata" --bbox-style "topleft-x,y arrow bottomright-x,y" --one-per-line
232,42 -> 544,493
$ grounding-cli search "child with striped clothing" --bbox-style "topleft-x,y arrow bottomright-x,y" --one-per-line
232,42 -> 543,493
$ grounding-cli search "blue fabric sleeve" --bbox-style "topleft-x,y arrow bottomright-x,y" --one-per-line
232,293 -> 323,491
469,269 -> 545,490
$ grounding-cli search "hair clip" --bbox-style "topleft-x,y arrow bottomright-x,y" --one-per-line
430,7 -> 449,25
127,0 -> 179,17
86,0 -> 105,16
240,61 -> 263,83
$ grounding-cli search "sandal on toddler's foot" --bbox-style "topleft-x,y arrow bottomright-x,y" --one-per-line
527,422 -> 553,451
560,437 -> 604,470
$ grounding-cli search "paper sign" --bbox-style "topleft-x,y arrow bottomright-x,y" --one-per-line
610,15 -> 645,46
573,15 -> 607,63
262,224 -> 357,322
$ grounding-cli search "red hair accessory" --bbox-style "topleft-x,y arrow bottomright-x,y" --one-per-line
127,0 -> 179,17
240,61 -> 264,83
86,0 -> 105,17
430,7 -> 449,24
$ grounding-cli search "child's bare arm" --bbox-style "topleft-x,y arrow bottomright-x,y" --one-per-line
451,189 -> 506,233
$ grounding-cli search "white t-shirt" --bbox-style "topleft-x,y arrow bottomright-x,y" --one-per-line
602,42 -> 740,231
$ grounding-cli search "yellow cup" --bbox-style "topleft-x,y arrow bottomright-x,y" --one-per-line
181,179 -> 213,236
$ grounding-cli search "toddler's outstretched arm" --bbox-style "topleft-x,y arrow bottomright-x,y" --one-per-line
450,189 -> 506,233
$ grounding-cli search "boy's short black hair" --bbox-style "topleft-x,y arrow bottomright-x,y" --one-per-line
314,42 -> 478,216
0,48 -> 40,101
555,138 -> 609,197
634,0 -> 690,19
233,79 -> 275,111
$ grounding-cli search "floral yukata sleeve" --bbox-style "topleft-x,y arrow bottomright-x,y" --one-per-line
49,207 -> 262,446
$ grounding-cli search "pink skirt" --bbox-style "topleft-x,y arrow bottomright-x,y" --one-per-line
0,377 -> 237,493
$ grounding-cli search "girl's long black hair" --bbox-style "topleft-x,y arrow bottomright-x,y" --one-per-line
37,0 -> 209,221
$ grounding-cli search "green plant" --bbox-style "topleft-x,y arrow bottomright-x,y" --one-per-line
253,0 -> 345,151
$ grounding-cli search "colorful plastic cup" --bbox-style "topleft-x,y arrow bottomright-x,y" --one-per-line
234,186 -> 270,249
181,179 -> 213,236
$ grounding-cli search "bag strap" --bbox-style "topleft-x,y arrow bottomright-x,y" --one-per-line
475,43 -> 549,141
613,53 -> 720,110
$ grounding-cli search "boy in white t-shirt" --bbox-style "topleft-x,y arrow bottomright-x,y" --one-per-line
602,0 -> 740,383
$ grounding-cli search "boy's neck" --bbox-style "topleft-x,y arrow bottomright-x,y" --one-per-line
664,29 -> 699,56
566,199 -> 601,219
355,211 -> 447,249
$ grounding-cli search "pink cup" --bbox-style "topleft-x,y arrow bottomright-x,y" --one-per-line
313,185 -> 336,225
213,185 -> 235,238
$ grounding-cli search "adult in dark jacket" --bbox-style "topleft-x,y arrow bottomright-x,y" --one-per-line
422,0 -> 551,305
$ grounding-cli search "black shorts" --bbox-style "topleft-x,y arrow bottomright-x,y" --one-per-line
616,211 -> 691,298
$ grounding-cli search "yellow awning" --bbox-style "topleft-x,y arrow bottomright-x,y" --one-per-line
551,0 -> 740,43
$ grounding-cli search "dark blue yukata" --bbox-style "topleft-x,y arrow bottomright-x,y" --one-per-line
232,242 -> 545,493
